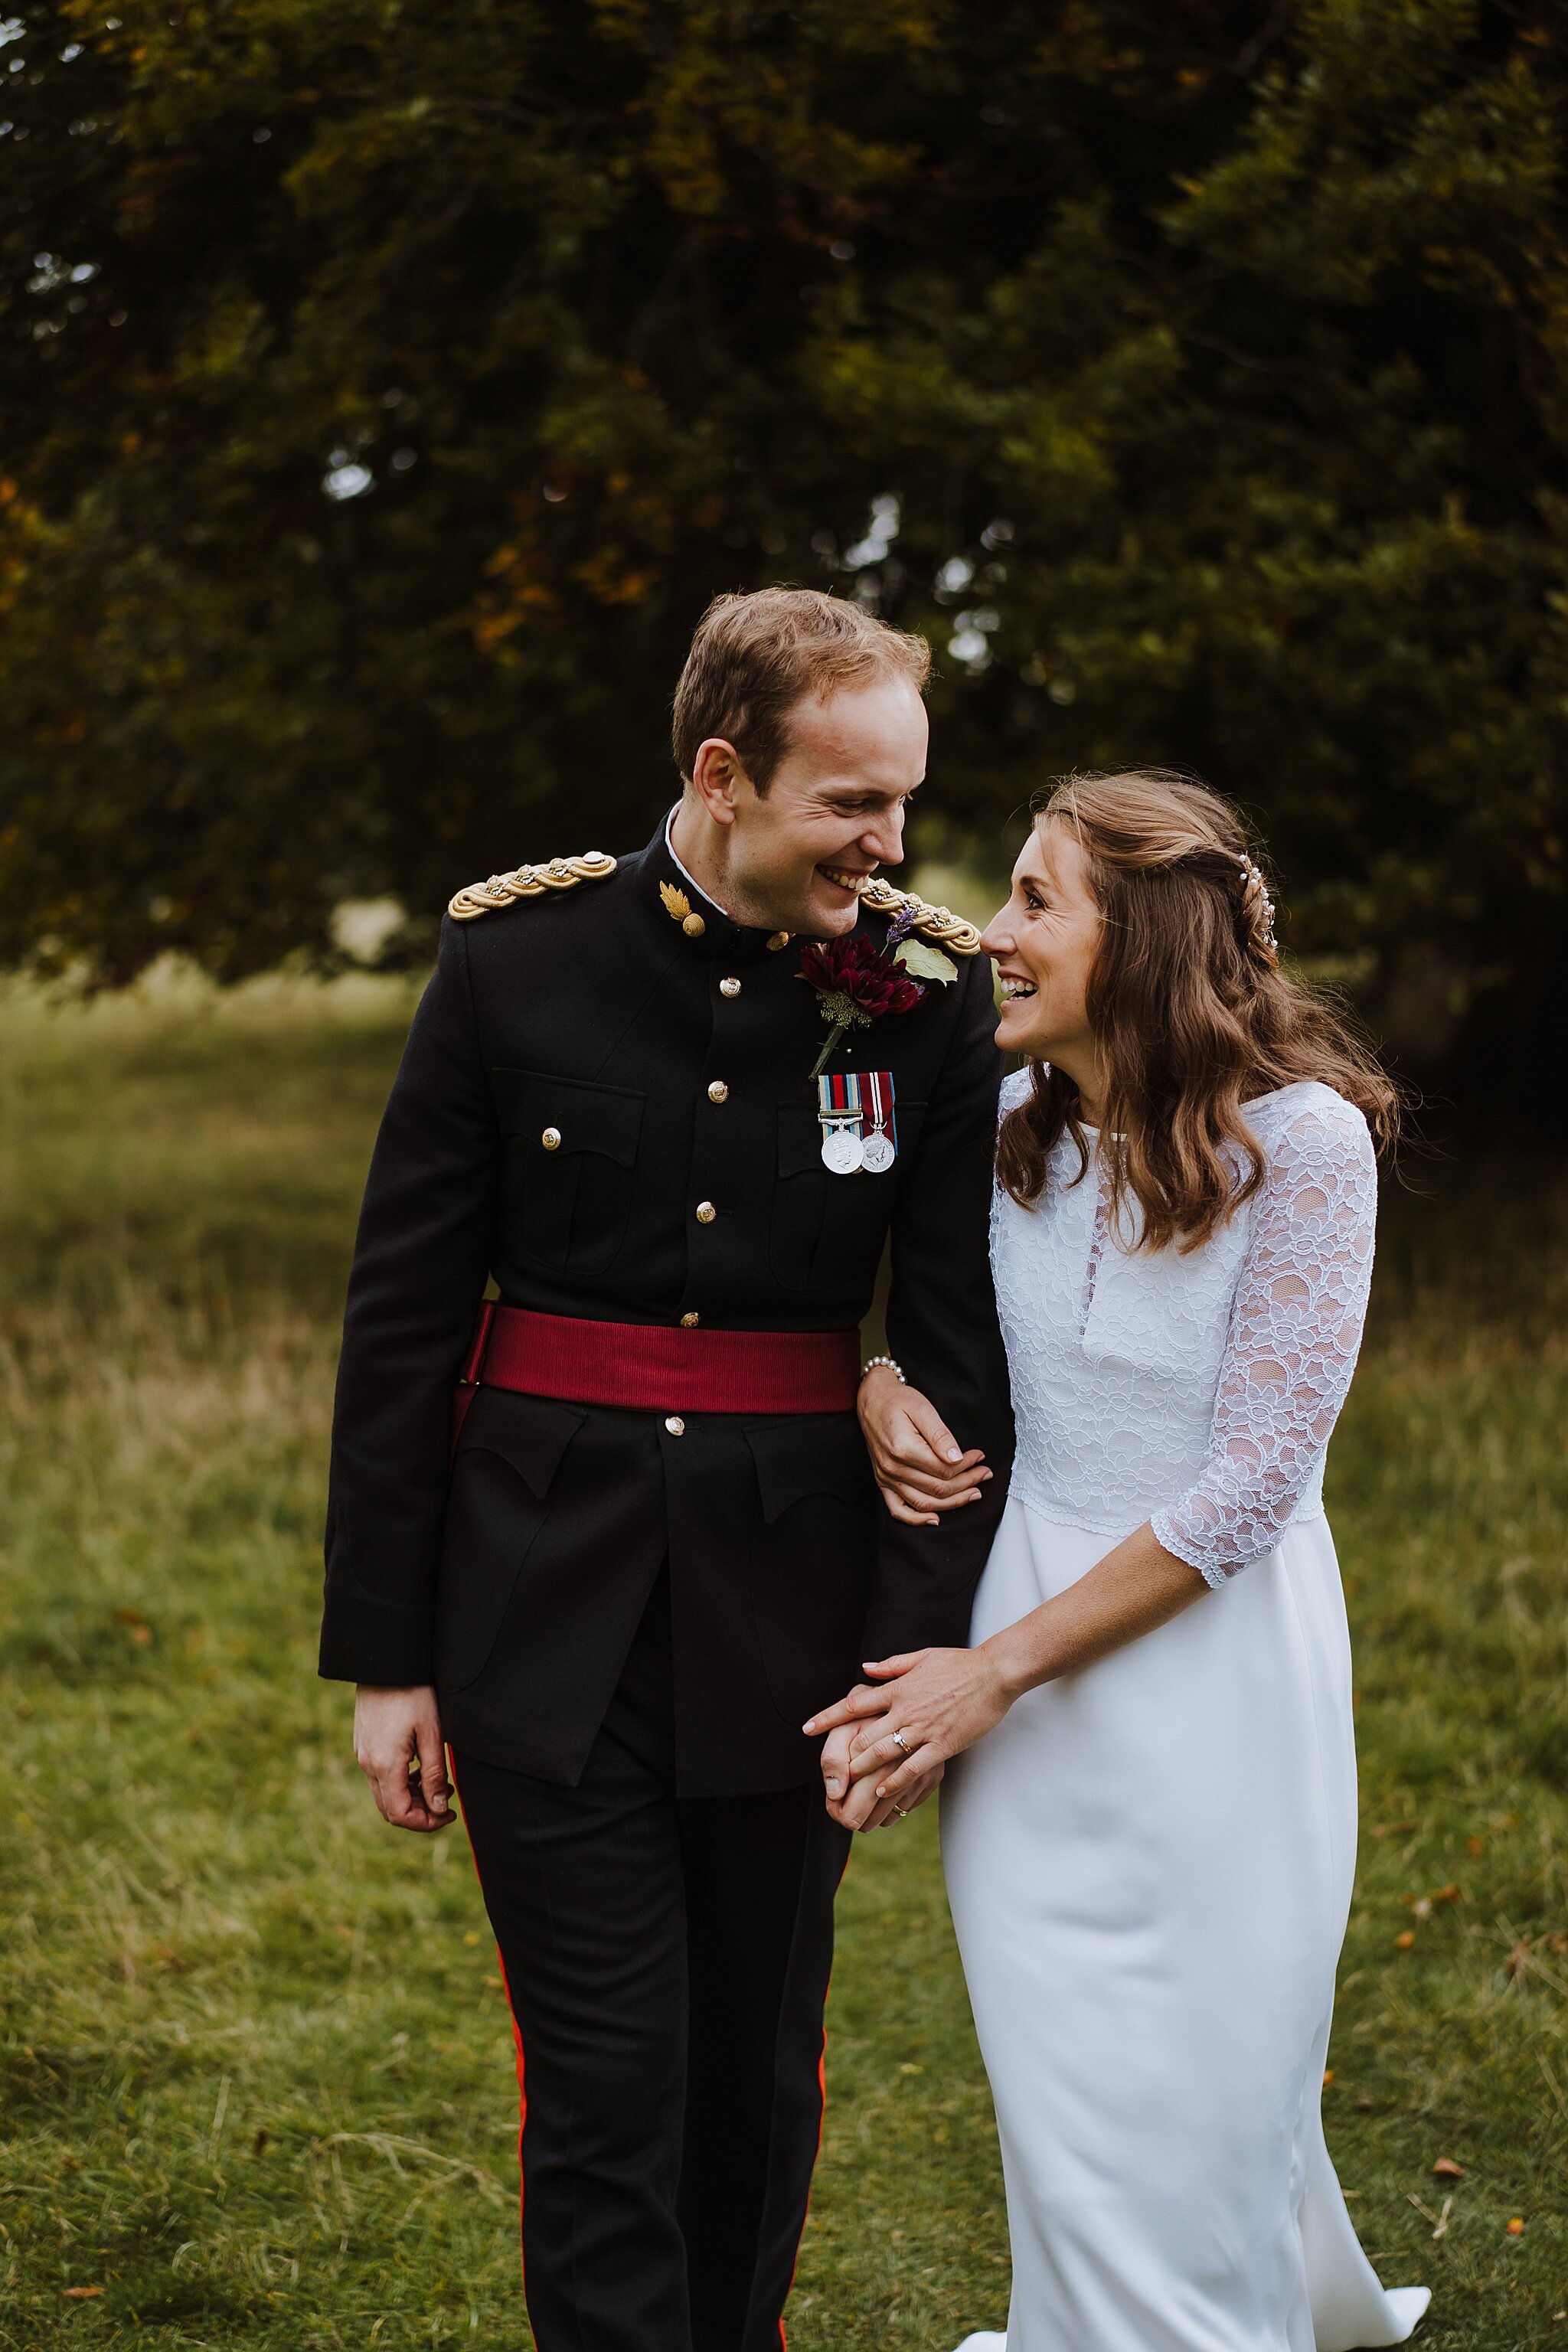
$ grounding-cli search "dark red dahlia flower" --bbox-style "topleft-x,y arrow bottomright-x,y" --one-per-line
797,933 -> 926,1020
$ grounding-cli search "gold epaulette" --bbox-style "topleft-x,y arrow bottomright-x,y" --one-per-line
448,851 -> 617,921
859,876 -> 983,956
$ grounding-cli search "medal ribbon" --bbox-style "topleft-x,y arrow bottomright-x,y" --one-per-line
817,1071 -> 864,1130
862,1069 -> 895,1148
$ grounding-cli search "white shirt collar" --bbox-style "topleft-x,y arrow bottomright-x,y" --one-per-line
665,803 -> 737,923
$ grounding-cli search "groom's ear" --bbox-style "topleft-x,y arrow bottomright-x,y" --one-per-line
688,738 -> 750,825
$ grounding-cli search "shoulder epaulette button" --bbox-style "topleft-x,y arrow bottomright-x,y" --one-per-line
449,851 -> 617,921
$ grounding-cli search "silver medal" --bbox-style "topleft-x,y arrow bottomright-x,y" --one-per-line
821,1125 -> 864,1174
860,1128 -> 896,1174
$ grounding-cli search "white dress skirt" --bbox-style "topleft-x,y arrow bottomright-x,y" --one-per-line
940,1078 -> 1429,2351
942,1501 -> 1429,2352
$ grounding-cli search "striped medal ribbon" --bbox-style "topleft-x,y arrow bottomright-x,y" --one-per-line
859,1070 -> 897,1173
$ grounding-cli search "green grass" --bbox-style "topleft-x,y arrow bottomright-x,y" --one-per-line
1,974 -> 1564,2348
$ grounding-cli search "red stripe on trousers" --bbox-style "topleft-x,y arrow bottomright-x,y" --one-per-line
779,1835 -> 849,2351
450,1749 -> 528,2294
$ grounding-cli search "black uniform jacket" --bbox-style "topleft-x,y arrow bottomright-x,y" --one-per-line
319,818 -> 1014,1795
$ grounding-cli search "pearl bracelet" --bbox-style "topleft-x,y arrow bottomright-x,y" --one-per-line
861,1354 -> 906,1385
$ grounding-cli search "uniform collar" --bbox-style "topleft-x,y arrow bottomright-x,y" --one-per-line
642,812 -> 794,964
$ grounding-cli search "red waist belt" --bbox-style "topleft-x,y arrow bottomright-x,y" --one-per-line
455,1302 -> 861,1429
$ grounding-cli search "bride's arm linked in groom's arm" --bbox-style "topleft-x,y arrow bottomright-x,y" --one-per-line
822,946 -> 1018,1830
815,1093 -> 1379,1805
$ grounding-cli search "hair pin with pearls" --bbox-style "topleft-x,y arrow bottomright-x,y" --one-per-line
1237,854 -> 1278,957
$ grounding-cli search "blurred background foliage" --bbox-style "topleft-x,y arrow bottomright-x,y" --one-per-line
1,0 -> 1565,1116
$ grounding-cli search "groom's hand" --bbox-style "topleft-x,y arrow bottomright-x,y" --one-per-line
353,1684 -> 456,1832
813,1683 -> 943,1831
858,1367 -> 991,1526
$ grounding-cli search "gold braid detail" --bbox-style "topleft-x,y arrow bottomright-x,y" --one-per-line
858,876 -> 983,956
449,851 -> 618,920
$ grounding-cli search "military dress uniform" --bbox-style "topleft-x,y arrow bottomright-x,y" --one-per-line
319,815 -> 1013,2352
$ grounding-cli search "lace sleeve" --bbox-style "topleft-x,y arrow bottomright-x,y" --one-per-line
1150,1096 -> 1377,1589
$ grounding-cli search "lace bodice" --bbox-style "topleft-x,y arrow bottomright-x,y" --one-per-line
991,1074 -> 1377,1587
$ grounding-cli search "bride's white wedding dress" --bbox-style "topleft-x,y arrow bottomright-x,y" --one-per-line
942,1076 -> 1429,2352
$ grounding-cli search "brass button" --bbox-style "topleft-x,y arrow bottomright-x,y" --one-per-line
767,931 -> 790,952
665,1415 -> 685,1436
679,1310 -> 700,1328
695,1200 -> 717,1224
541,1126 -> 562,1151
719,976 -> 741,998
707,1080 -> 730,1104
682,913 -> 705,938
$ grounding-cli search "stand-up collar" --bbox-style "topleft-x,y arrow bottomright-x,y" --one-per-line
639,816 -> 795,965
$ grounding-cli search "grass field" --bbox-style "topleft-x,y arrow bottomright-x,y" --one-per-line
1,972 -> 1565,2350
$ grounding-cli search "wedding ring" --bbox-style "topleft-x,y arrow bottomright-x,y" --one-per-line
892,1730 -> 913,1758
893,1803 -> 910,1819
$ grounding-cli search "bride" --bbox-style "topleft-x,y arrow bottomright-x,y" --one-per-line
806,772 -> 1429,2352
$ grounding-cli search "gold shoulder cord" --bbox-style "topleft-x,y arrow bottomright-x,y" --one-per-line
448,851 -> 618,921
858,877 -> 983,956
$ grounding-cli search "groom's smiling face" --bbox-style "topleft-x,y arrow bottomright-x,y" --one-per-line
684,676 -> 927,938
982,822 -> 1103,1074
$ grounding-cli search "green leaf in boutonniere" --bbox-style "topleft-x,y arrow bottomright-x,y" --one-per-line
894,939 -> 959,985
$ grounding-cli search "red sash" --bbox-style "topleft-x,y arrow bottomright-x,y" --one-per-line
452,1304 -> 859,1446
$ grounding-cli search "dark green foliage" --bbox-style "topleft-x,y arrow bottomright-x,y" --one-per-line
1,3 -> 1566,1101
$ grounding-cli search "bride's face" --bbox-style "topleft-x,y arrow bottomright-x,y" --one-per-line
981,821 -> 1102,1076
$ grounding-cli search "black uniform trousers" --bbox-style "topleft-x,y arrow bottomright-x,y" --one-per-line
455,1566 -> 851,2352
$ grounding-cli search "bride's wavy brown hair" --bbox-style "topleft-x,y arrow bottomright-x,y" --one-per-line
995,770 -> 1400,1250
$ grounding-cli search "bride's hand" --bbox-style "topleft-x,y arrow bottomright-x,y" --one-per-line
805,1645 -> 1016,1802
858,1366 -> 991,1527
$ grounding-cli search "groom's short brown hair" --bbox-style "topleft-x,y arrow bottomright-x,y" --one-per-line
672,588 -> 931,793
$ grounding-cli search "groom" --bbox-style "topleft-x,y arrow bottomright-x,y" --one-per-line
319,586 -> 1012,2352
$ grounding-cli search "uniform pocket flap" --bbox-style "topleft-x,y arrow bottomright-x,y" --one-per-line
745,1418 -> 874,1524
493,1069 -> 645,1165
776,1099 -> 825,1180
455,1387 -> 586,1497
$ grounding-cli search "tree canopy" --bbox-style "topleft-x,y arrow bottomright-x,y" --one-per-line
2,0 -> 1564,1097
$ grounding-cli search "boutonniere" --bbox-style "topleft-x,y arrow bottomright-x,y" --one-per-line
797,904 -> 958,1080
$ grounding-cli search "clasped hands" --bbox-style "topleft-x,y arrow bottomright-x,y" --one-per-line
353,1367 -> 997,1839
808,1363 -> 1004,1832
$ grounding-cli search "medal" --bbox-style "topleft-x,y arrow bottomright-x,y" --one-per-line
859,1070 -> 897,1173
817,1071 -> 866,1174
815,1070 -> 897,1174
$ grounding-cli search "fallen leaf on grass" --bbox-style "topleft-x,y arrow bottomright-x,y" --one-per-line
1395,1930 -> 1416,1951
1372,1819 -> 1420,1838
1504,1940 -> 1532,1980
63,2286 -> 103,2299
1322,2069 -> 1335,2088
1432,2158 -> 1465,2179
1507,2216 -> 1524,2235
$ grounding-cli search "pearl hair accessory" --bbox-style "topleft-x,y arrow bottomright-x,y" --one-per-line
1236,854 -> 1278,960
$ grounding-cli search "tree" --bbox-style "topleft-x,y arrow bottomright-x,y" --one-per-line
1,0 -> 1564,1103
